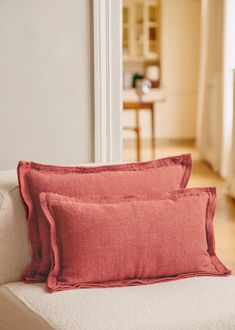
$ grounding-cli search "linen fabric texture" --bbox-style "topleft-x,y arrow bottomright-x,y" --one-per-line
39,188 -> 230,293
17,154 -> 192,283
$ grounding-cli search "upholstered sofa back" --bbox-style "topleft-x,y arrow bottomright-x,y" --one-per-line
0,164 -> 94,286
0,170 -> 30,285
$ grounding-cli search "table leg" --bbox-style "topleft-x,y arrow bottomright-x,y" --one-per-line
151,105 -> 156,159
135,107 -> 141,161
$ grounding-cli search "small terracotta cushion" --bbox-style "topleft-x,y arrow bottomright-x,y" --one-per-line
17,154 -> 191,282
39,188 -> 230,293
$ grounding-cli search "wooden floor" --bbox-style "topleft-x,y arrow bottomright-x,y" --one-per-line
124,141 -> 235,273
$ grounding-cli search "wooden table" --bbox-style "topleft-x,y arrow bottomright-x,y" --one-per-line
123,88 -> 165,161
123,101 -> 155,161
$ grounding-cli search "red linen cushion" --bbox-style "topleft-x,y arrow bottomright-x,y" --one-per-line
17,154 -> 191,282
40,188 -> 230,293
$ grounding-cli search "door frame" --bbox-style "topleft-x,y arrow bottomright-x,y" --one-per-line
92,0 -> 123,163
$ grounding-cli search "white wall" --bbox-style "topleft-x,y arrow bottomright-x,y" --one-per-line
0,0 -> 93,170
158,0 -> 201,139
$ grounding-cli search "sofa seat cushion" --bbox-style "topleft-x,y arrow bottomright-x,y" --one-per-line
1,277 -> 235,330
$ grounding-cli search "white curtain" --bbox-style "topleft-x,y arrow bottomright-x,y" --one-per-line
223,0 -> 235,197
197,0 -> 224,173
227,70 -> 235,197
197,0 -> 235,190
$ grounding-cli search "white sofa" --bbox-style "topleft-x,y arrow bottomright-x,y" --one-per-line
1,169 -> 235,330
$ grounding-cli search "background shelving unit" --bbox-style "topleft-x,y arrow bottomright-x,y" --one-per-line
123,0 -> 161,62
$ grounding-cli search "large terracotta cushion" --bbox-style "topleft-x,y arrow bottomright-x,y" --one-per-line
18,154 -> 191,282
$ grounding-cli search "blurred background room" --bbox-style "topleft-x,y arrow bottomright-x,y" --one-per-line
122,0 -> 235,272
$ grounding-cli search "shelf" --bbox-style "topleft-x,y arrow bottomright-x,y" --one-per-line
146,22 -> 159,28
123,0 -> 161,68
123,55 -> 159,63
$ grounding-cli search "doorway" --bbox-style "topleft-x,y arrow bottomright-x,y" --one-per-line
122,0 -> 201,162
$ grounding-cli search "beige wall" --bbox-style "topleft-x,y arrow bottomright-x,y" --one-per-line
158,0 -> 201,139
0,0 -> 93,170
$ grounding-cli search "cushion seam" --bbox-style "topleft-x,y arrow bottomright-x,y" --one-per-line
18,154 -> 190,173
